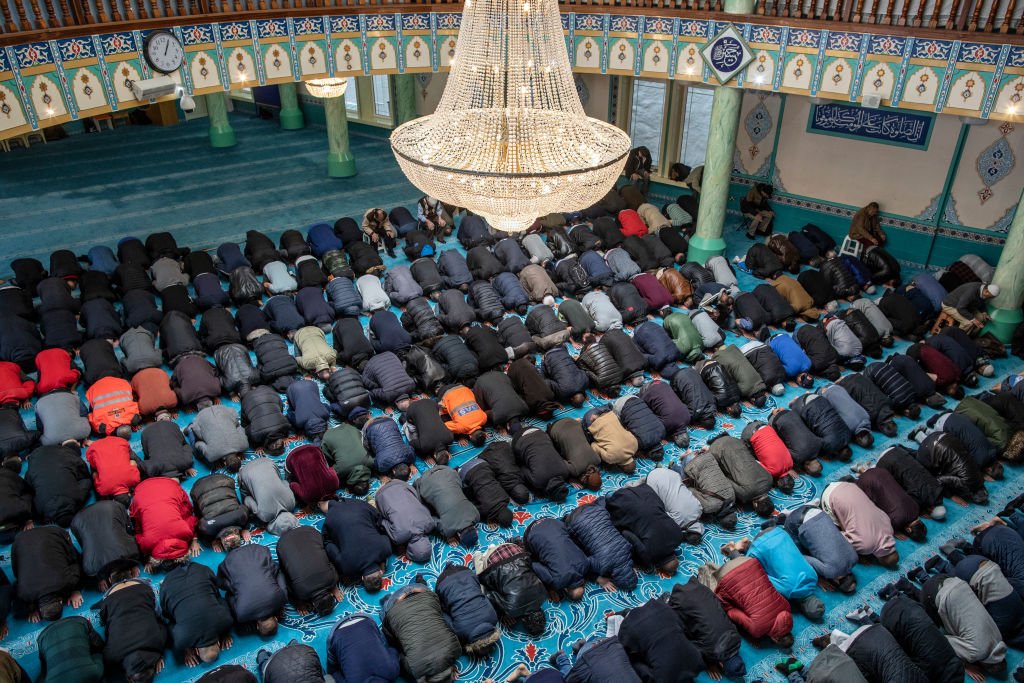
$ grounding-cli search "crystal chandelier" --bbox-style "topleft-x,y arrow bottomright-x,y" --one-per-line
304,77 -> 349,99
389,0 -> 631,233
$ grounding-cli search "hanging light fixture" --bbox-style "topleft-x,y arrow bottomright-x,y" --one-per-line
304,77 -> 350,99
390,0 -> 631,233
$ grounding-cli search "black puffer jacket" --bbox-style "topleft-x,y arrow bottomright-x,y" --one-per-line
553,255 -> 592,296
323,367 -> 371,417
545,226 -> 574,259
260,643 -> 325,683
542,347 -> 589,400
479,441 -> 530,504
821,257 -> 858,298
577,343 -> 623,393
190,474 -> 248,538
877,446 -> 943,510
478,544 -> 547,619
213,343 -> 258,395
837,372 -> 895,428
526,305 -> 567,341
609,282 -> 648,324
668,579 -> 742,669
473,370 -> 528,426
614,395 -> 666,452
497,316 -> 534,352
199,306 -> 241,352
463,325 -> 509,371
842,308 -> 882,356
437,250 -> 473,290
915,431 -> 987,503
509,428 -> 569,501
240,385 -> 290,447
331,318 -> 375,370
671,368 -> 717,427
790,394 -> 850,456
548,418 -> 600,479
437,289 -> 477,332
467,280 -> 505,323
769,408 -> 821,466
432,334 -> 479,383
493,238 -> 531,274
601,328 -> 647,381
410,257 -> 443,296
679,262 -> 715,289
160,311 -> 203,366
607,484 -> 684,568
795,324 -> 839,377
797,269 -> 837,308
228,266 -> 262,305
698,359 -> 741,408
863,246 -> 901,285
252,333 -> 298,392
403,346 -> 447,394
362,351 -> 416,406
401,297 -> 445,343
467,246 -> 506,281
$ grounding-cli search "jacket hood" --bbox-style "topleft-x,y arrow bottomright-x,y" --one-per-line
268,511 -> 300,535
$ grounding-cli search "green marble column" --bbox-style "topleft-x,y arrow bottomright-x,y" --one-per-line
278,82 -> 305,130
984,190 -> 1024,342
688,0 -> 755,264
206,92 -> 236,148
394,74 -> 417,126
324,96 -> 357,178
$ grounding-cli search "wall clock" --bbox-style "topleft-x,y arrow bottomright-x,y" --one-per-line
143,30 -> 185,75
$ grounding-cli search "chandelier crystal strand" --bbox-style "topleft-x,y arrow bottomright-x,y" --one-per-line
304,77 -> 349,99
390,0 -> 631,233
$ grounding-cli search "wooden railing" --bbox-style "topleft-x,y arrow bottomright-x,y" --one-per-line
1,0 -> 1022,45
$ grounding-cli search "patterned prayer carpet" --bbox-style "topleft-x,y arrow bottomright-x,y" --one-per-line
0,115 -> 1021,682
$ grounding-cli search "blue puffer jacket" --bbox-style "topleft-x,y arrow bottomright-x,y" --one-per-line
747,526 -> 818,599
435,564 -> 499,645
326,613 -> 400,683
286,379 -> 331,437
326,276 -> 362,317
85,245 -> 118,275
493,238 -> 531,274
307,222 -> 343,258
361,352 -> 416,406
216,242 -> 250,274
787,230 -> 819,260
437,250 -> 473,289
383,265 -> 423,306
840,255 -> 873,288
369,310 -> 413,354
566,637 -> 642,683
492,272 -> 530,312
468,280 -> 505,323
580,250 -> 614,287
612,395 -> 666,452
768,332 -> 812,378
566,499 -> 636,590
633,321 -> 679,373
263,295 -> 304,335
791,394 -> 851,456
542,347 -> 589,400
363,416 -> 415,474
524,517 -> 591,593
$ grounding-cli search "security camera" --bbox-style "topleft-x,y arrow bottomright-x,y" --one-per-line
179,94 -> 196,114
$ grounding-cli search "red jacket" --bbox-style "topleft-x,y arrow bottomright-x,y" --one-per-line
286,444 -> 340,505
618,209 -> 648,238
631,273 -> 673,311
130,367 -> 178,417
917,345 -> 960,388
0,361 -> 34,406
34,349 -> 80,395
129,477 -> 196,560
86,376 -> 140,434
714,556 -> 793,641
86,436 -> 141,497
748,424 -> 793,479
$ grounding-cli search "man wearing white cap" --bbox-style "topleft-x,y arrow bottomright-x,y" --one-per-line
941,282 -> 1000,335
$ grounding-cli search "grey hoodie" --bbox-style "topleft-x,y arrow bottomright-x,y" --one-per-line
605,248 -> 640,282
238,457 -> 298,535
374,479 -> 436,563
582,291 -> 623,332
36,390 -> 91,446
521,233 -> 553,264
263,261 -> 297,295
119,327 -> 163,375
383,266 -> 423,306
645,467 -> 704,534
935,575 -> 1007,665
356,274 -> 391,312
186,404 -> 249,464
149,257 -> 189,292
851,298 -> 893,337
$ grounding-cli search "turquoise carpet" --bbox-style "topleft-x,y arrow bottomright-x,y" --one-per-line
0,115 -> 1021,682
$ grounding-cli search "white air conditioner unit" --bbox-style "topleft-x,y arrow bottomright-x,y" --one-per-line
132,76 -> 177,101
861,93 -> 882,109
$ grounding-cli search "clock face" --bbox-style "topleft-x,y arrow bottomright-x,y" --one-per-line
144,31 -> 184,74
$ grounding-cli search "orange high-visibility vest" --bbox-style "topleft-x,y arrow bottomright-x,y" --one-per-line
441,385 -> 487,435
86,376 -> 140,433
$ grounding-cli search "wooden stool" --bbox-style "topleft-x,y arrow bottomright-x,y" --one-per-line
93,114 -> 114,130
931,310 -> 957,335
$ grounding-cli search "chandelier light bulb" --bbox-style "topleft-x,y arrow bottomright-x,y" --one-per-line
390,0 -> 631,232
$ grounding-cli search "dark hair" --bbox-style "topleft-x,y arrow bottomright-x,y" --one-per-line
906,521 -> 927,542
362,571 -> 384,593
312,592 -> 336,616
521,611 -> 546,636
224,453 -> 243,473
392,463 -> 411,481
751,495 -> 775,517
350,480 -> 370,496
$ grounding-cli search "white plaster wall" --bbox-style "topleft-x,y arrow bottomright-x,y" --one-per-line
772,95 -> 961,219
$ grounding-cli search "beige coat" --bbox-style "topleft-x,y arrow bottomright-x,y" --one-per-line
772,275 -> 820,320
518,264 -> 559,303
587,410 -> 637,467
293,326 -> 337,373
637,203 -> 670,233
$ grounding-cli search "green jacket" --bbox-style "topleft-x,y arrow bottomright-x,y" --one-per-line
320,423 -> 373,488
663,313 -> 703,363
714,345 -> 766,399
37,616 -> 104,683
954,396 -> 1009,450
